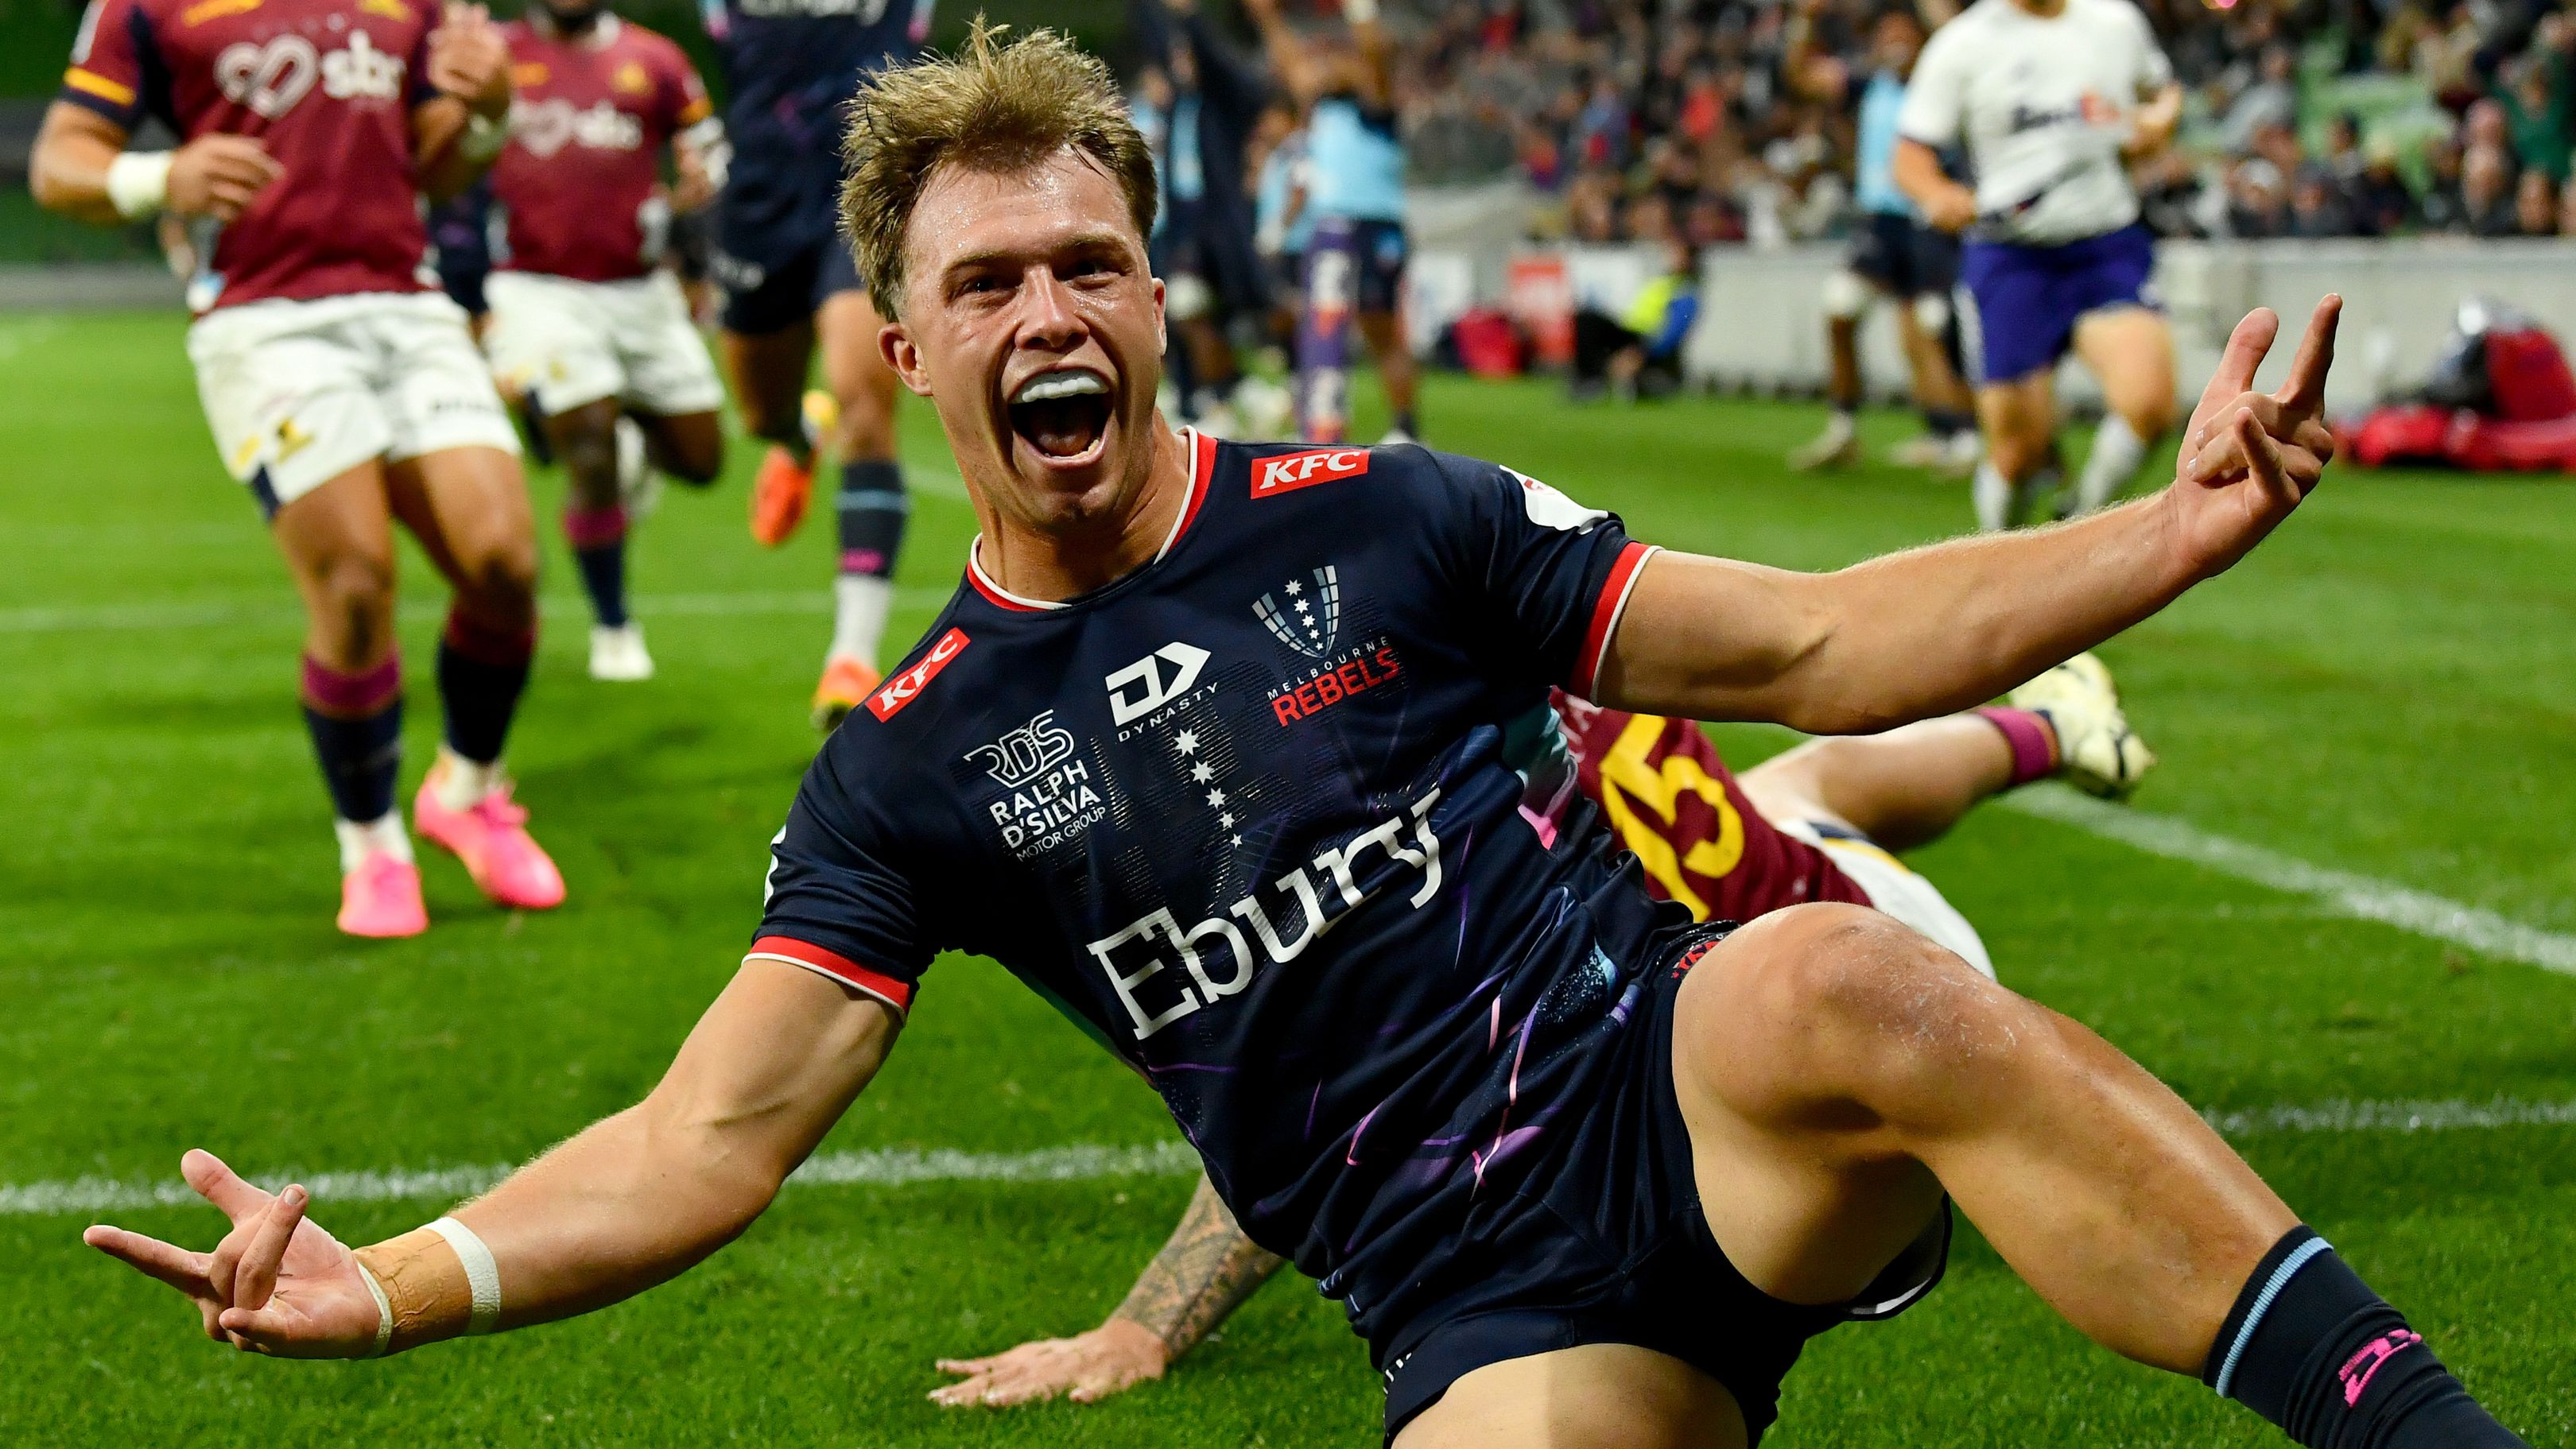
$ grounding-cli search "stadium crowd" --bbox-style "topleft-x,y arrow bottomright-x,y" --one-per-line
1395,0 -> 2576,242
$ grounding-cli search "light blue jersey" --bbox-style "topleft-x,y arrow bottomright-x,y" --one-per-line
1306,96 -> 1407,223
1855,71 -> 1916,218
1168,95 -> 1205,203
1257,133 -> 1316,253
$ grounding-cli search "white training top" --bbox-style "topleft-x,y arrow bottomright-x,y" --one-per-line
1898,0 -> 2174,245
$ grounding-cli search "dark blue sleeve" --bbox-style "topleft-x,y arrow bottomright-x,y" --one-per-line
1426,449 -> 1655,700
749,750 -> 934,1016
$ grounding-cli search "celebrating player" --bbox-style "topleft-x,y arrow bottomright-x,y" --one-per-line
1894,0 -> 2184,529
1247,0 -> 1421,442
80,29 -> 2528,1449
929,668 -> 2147,1407
484,0 -> 727,682
701,0 -> 933,728
1783,0 -> 1980,476
33,0 -> 565,938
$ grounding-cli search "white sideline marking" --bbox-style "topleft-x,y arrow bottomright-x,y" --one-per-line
0,587 -> 955,637
0,1141 -> 1201,1218
2004,785 -> 2576,977
10,1102 -> 2576,1218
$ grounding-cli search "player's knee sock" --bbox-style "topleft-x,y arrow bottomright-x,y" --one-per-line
302,654 -> 408,865
564,505 -> 630,629
1972,706 -> 2058,785
1973,460 -> 2014,530
436,606 -> 532,777
832,459 -> 908,668
2207,1227 -> 2528,1448
1924,406 -> 1974,439
2074,414 -> 2149,515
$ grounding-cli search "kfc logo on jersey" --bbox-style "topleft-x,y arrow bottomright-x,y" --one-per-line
1106,641 -> 1212,729
969,711 -> 1105,855
1506,467 -> 1608,532
1251,448 -> 1371,499
214,31 -> 403,118
867,627 -> 970,721
1253,566 -> 1340,658
510,97 -> 648,157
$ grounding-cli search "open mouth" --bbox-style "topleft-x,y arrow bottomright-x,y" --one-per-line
1007,368 -> 1114,464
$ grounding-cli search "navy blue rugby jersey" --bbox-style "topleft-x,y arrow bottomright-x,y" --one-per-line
753,433 -> 1690,1337
698,0 -> 932,256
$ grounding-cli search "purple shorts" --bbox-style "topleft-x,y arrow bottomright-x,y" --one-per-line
1961,223 -> 2158,384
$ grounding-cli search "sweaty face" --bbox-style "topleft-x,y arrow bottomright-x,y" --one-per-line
888,150 -> 1164,536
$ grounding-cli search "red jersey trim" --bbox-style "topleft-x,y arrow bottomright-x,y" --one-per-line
745,936 -> 914,1017
1573,542 -> 1658,699
962,428 -> 1213,610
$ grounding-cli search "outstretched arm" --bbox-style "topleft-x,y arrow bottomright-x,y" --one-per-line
1600,299 -> 2342,734
85,960 -> 898,1357
930,1172 -> 1283,1407
1242,0 -> 1321,108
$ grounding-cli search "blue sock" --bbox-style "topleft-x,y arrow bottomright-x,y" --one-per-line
301,654 -> 403,823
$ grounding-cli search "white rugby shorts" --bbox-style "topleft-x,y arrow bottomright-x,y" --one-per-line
1783,819 -> 1998,980
186,290 -> 520,514
483,269 -> 724,419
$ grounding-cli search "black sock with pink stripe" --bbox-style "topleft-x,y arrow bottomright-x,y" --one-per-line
2205,1226 -> 2526,1447
301,654 -> 403,823
437,607 -> 533,766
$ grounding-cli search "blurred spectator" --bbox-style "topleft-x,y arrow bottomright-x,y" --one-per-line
2221,46 -> 2301,153
2418,135 -> 2472,231
2562,173 -> 2576,235
2291,165 -> 2358,236
2229,157 -> 2294,236
2493,50 -> 2574,183
1571,238 -> 1700,401
2349,138 -> 2418,235
2515,166 -> 2560,234
2463,144 -> 2521,235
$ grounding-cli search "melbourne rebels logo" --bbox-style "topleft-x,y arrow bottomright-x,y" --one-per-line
1253,567 -> 1340,659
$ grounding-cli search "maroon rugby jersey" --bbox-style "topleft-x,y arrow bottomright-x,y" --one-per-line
62,0 -> 441,310
491,17 -> 708,283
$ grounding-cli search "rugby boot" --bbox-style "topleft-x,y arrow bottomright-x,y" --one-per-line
337,852 -> 429,940
1789,416 -> 1862,471
811,655 -> 883,734
589,622 -> 655,682
748,389 -> 837,547
2008,651 -> 2156,800
414,763 -> 567,910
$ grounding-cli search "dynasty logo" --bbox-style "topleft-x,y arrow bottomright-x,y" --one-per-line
1106,640 -> 1214,732
1253,566 -> 1340,658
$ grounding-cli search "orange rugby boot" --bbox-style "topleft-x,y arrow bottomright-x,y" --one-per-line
811,655 -> 883,734
749,444 -> 816,547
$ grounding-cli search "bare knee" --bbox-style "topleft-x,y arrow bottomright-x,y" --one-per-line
305,552 -> 398,667
448,530 -> 538,624
1695,904 -> 2031,1114
1986,426 -> 2049,483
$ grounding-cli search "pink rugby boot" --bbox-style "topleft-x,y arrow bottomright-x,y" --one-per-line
414,758 -> 567,911
338,851 -> 429,939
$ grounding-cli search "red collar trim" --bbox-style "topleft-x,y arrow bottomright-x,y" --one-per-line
962,428 -> 1214,612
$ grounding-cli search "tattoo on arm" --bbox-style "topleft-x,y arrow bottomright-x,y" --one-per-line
1108,1176 -> 1285,1361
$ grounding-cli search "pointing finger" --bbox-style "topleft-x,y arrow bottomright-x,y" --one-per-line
2273,294 -> 2343,416
83,1224 -> 215,1297
181,1149 -> 274,1225
232,1184 -> 306,1311
2197,308 -> 2279,416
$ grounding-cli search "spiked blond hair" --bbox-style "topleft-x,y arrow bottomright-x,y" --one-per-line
840,21 -> 1158,321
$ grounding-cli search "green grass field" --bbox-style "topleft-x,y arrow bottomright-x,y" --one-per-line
2,311 -> 2570,1447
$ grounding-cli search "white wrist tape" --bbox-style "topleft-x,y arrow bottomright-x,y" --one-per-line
1343,0 -> 1379,22
458,111 -> 510,163
105,151 -> 174,220
355,1261 -> 396,1357
425,1216 -> 503,1335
